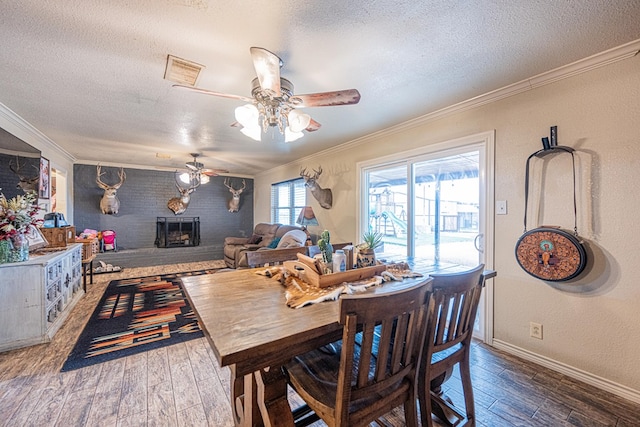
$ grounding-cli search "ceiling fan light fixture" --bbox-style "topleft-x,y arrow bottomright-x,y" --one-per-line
240,125 -> 262,141
200,174 -> 210,184
235,104 -> 259,128
287,109 -> 311,133
178,171 -> 192,184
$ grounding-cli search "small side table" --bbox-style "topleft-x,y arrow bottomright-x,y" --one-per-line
82,254 -> 97,292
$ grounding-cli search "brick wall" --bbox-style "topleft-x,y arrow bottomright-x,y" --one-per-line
73,164 -> 254,262
0,153 -> 40,200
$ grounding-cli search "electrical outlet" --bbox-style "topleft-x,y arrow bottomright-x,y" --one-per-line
530,322 -> 543,339
496,200 -> 507,215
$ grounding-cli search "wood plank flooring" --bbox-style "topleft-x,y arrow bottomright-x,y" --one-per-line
1,261 -> 639,426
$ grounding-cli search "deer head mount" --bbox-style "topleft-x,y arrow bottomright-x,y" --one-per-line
300,166 -> 332,209
96,165 -> 126,215
167,179 -> 199,215
224,178 -> 246,213
9,156 -> 39,194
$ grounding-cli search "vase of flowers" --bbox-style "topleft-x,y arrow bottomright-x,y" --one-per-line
0,189 -> 41,263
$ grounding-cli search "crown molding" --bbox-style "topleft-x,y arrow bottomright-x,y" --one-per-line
268,38 -> 640,169
0,102 -> 76,164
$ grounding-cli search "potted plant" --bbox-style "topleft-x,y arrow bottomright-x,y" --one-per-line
356,230 -> 383,268
317,229 -> 334,273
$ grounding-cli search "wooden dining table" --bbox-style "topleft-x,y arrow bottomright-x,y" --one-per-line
181,261 -> 495,427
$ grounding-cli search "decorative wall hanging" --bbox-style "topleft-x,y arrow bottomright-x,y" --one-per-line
300,166 -> 333,209
96,165 -> 126,215
224,178 -> 245,212
167,177 -> 198,215
515,128 -> 587,282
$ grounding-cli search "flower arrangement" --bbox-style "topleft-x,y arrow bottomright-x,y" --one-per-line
0,190 -> 41,241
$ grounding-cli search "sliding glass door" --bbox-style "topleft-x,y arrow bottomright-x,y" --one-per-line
360,132 -> 494,340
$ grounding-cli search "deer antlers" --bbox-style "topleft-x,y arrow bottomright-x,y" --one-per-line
96,165 -> 126,190
300,166 -> 323,181
300,165 -> 333,209
96,165 -> 126,214
224,178 -> 246,213
9,156 -> 40,193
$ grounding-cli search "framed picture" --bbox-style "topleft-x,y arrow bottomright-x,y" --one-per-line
25,225 -> 48,251
39,157 -> 50,199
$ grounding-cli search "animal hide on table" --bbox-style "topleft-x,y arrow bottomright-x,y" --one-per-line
256,263 -> 423,309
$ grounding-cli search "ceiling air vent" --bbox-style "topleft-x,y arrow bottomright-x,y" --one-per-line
164,55 -> 205,86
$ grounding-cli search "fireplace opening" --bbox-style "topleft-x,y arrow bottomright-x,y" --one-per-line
155,217 -> 200,248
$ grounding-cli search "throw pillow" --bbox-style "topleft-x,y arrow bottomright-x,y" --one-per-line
267,237 -> 281,249
276,230 -> 307,249
247,234 -> 262,244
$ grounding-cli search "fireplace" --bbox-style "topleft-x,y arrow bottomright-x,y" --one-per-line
155,217 -> 200,248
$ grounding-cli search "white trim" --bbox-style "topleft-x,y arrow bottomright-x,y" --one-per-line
357,131 -> 496,343
492,339 -> 640,405
482,131 -> 495,344
0,102 -> 75,164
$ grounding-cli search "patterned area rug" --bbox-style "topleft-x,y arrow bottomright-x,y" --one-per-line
61,269 -> 219,372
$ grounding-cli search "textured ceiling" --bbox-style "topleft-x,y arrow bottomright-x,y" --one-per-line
1,1 -> 639,175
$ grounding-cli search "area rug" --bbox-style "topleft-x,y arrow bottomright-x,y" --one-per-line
61,269 -> 219,372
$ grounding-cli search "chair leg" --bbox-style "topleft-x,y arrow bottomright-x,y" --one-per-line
418,390 -> 433,426
459,357 -> 476,426
403,392 -> 419,427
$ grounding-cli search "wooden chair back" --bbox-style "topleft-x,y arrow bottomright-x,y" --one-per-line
419,264 -> 486,426
286,278 -> 433,426
244,246 -> 308,268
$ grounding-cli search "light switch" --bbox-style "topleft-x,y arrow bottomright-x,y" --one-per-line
496,200 -> 507,215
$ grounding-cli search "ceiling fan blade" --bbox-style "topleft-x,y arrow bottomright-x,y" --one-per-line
250,47 -> 282,96
202,169 -> 229,176
173,84 -> 253,103
292,89 -> 361,108
305,118 -> 322,132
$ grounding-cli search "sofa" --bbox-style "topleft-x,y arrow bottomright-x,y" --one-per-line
223,223 -> 308,268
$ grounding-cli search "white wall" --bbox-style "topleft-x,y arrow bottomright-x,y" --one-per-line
0,104 -> 76,220
254,53 -> 640,398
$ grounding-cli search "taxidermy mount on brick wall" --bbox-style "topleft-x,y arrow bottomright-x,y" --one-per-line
96,165 -> 125,215
224,178 -> 245,212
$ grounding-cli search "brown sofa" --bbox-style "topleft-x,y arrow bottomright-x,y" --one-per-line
223,223 -> 308,268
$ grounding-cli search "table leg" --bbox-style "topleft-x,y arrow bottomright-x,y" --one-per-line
430,370 -> 463,426
255,366 -> 295,427
230,365 -> 264,427
89,259 -> 94,284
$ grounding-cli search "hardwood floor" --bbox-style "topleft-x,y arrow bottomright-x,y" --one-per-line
1,261 -> 639,426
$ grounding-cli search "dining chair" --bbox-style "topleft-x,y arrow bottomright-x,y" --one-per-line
284,278 -> 434,427
418,264 -> 486,427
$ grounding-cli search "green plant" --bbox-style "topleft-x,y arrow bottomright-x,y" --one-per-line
358,230 -> 383,252
317,229 -> 333,263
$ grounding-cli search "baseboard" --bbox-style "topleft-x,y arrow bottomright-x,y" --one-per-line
491,339 -> 640,405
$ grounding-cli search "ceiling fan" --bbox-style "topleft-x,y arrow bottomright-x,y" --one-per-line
173,47 -> 361,142
178,153 -> 228,187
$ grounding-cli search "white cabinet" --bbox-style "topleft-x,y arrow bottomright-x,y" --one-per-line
0,244 -> 83,352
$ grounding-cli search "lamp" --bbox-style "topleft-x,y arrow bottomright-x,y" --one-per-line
296,206 -> 318,246
296,206 -> 319,227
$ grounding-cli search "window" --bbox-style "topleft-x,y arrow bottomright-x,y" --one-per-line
271,178 -> 306,225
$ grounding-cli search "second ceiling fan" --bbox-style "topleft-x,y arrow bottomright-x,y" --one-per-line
174,47 -> 361,142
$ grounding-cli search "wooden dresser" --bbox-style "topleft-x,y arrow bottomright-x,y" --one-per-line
0,244 -> 83,352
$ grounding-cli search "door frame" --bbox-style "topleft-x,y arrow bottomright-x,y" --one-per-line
357,130 -> 495,343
